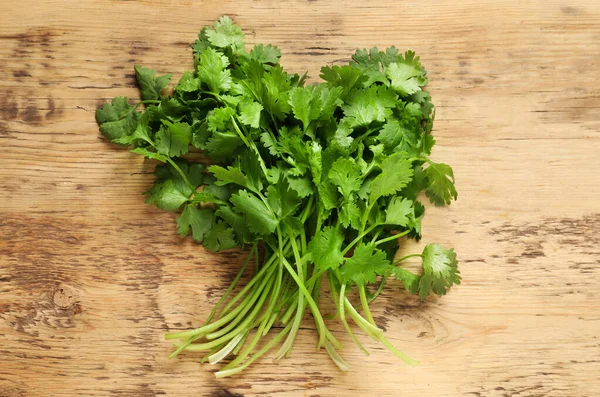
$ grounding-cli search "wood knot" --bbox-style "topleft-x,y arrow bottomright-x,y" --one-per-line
53,285 -> 78,309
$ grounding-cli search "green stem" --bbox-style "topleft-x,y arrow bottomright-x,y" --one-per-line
182,270 -> 276,351
335,279 -> 368,355
200,90 -> 223,102
324,340 -> 349,372
342,223 -> 380,256
392,253 -> 423,266
132,99 -> 160,111
230,115 -> 251,147
166,246 -> 257,358
359,285 -> 376,326
215,322 -> 294,378
220,247 -> 286,315
205,267 -> 275,340
275,233 -> 304,359
280,256 -> 339,349
343,297 -> 418,367
358,201 -> 377,239
165,157 -> 195,194
165,256 -> 277,341
368,275 -> 388,303
374,229 -> 410,246
205,244 -> 256,324
350,126 -> 382,152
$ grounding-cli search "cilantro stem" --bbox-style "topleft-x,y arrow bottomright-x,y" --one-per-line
165,157 -> 196,194
374,230 -> 410,246
220,252 -> 279,314
342,223 -> 380,256
182,270 -> 276,350
200,90 -> 223,102
368,275 -> 388,303
370,227 -> 383,244
324,340 -> 349,372
218,269 -> 283,369
334,279 -> 368,355
343,296 -> 382,339
358,285 -> 376,326
215,322 -> 294,379
275,233 -> 305,359
392,253 -> 423,266
232,330 -> 251,356
206,244 -> 256,324
132,99 -> 160,111
205,271 -> 269,340
379,336 -> 419,367
358,201 -> 377,240
165,257 -> 278,342
208,333 -> 244,364
350,126 -> 382,152
230,115 -> 251,147
343,296 -> 418,366
280,256 -> 340,349
167,245 -> 257,357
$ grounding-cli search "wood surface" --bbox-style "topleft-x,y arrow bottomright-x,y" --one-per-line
1,0 -> 599,396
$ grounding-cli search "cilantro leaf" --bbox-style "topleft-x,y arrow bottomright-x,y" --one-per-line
320,65 -> 366,99
369,152 -> 414,202
215,206 -> 253,244
134,65 -> 172,101
197,48 -> 232,93
287,175 -> 313,198
262,65 -> 292,120
341,243 -> 392,287
249,44 -> 281,64
307,226 -> 344,272
385,197 -> 413,226
177,204 -> 214,242
130,147 -> 167,162
289,86 -> 322,131
341,85 -> 397,127
204,131 -> 244,162
207,106 -> 236,132
385,51 -> 427,96
176,71 -> 201,93
205,16 -> 245,52
155,120 -> 192,157
377,117 -> 421,157
266,180 -> 301,220
339,199 -> 361,229
203,220 -> 237,251
391,267 -> 420,294
230,190 -> 278,235
424,161 -> 458,206
328,158 -> 362,199
112,123 -> 153,146
145,179 -> 189,211
192,27 -> 211,55
144,161 -> 204,211
418,244 -> 461,300
96,97 -> 140,141
207,165 -> 247,188
238,99 -> 263,128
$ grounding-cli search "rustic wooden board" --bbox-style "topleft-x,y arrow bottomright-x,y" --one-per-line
1,0 -> 599,396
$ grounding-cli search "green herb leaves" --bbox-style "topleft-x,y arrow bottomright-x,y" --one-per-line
97,17 -> 460,377
419,243 -> 461,299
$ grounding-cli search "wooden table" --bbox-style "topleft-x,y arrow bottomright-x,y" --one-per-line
1,1 -> 599,396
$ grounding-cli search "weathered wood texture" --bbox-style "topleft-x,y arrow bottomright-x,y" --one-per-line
1,0 -> 599,396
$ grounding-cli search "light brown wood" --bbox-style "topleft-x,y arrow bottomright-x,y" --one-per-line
1,1 -> 599,396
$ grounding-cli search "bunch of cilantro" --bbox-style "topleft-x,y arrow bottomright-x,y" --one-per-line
96,16 -> 460,377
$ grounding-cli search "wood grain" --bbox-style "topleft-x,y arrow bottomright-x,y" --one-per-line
1,0 -> 599,396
